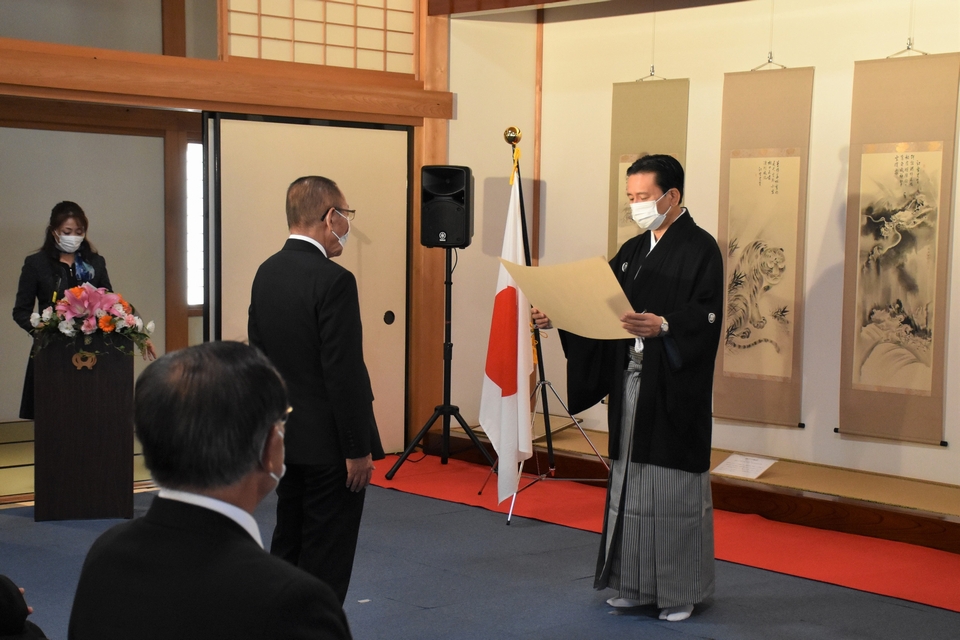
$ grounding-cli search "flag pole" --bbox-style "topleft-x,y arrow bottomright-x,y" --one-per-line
504,127 -> 556,472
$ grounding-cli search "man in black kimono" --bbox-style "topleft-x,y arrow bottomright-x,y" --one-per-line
533,154 -> 723,622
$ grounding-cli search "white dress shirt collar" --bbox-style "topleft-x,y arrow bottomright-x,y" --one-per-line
289,234 -> 327,257
158,488 -> 264,548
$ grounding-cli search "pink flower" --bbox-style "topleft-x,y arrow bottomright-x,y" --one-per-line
81,316 -> 98,335
54,283 -> 119,321
57,286 -> 90,321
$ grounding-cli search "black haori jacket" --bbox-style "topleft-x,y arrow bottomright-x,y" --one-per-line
560,211 -> 724,474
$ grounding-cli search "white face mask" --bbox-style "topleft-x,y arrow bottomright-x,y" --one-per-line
56,233 -> 84,253
269,465 -> 287,484
629,191 -> 671,232
264,427 -> 286,484
333,211 -> 351,248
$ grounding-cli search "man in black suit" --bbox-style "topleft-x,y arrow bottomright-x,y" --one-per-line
248,176 -> 384,605
68,341 -> 352,640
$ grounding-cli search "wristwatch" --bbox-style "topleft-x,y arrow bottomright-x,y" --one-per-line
659,317 -> 670,336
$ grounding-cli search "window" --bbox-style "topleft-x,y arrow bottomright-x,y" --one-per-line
186,142 -> 204,306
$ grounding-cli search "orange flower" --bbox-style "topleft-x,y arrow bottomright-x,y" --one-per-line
68,285 -> 84,298
98,315 -> 115,332
117,295 -> 132,314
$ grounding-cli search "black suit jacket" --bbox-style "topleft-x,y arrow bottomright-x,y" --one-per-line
12,250 -> 112,419
248,239 -> 384,465
68,497 -> 352,640
12,250 -> 112,333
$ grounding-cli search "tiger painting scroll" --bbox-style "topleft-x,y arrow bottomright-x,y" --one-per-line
720,152 -> 801,382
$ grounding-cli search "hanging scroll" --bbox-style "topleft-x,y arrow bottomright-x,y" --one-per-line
713,67 -> 814,427
609,79 -> 689,257
839,54 -> 960,444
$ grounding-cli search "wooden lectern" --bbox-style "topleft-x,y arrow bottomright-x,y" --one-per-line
33,337 -> 134,521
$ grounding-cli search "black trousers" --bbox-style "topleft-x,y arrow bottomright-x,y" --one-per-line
271,463 -> 366,605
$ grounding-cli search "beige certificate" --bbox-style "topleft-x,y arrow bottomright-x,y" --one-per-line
500,256 -> 634,340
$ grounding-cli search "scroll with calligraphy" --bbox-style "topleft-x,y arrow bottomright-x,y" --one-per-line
839,53 -> 960,444
713,67 -> 814,427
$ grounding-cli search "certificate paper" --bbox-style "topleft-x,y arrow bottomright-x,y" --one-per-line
711,454 -> 777,480
500,256 -> 634,340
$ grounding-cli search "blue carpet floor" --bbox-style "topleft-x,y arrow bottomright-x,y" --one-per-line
2,486 -> 959,639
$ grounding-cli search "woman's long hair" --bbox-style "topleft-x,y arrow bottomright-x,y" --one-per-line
40,201 -> 97,260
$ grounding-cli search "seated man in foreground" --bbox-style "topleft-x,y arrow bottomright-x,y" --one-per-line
68,341 -> 352,640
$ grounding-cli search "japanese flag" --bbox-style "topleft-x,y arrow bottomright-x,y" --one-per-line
479,170 -> 534,503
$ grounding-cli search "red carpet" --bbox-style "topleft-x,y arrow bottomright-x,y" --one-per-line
373,454 -> 960,612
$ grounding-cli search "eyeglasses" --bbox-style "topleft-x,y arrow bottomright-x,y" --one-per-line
335,208 -> 356,221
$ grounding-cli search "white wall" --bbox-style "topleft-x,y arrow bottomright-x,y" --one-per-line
0,128 -> 166,422
0,0 -> 162,54
186,0 -> 219,60
448,13 -> 539,425
449,0 -> 960,485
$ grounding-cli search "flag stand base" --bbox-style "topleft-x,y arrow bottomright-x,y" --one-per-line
386,247 -> 496,480
479,377 -> 610,524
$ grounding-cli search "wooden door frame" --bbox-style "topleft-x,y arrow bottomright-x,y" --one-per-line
0,3 -> 451,445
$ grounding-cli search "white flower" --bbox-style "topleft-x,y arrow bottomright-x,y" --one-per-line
114,315 -> 129,330
112,303 -> 126,316
135,317 -> 144,331
30,313 -> 41,327
58,318 -> 76,337
95,308 -> 106,318
41,307 -> 53,322
145,321 -> 155,335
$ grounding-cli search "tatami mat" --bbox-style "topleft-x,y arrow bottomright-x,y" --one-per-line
0,421 -> 152,501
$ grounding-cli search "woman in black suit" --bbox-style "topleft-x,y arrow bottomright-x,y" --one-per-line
11,201 -> 113,419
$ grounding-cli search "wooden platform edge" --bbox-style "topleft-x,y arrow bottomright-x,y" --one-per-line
433,431 -> 960,555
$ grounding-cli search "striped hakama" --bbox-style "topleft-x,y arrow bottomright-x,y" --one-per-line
595,354 -> 715,608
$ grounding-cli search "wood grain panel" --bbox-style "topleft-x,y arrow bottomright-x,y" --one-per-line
164,130 -> 190,354
428,0 -> 571,15
34,339 -> 134,520
0,37 -> 453,121
162,0 -> 187,57
406,9 -> 448,443
0,95 -> 201,137
711,478 -> 960,555
428,0 -> 748,17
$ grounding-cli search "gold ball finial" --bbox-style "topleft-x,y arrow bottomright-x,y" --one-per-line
504,126 -> 522,146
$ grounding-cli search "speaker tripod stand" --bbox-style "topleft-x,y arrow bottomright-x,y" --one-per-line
386,247 -> 495,480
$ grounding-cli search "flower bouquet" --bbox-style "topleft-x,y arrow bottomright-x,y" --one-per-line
30,282 -> 155,356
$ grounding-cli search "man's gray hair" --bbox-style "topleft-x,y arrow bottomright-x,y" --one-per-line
134,341 -> 288,491
286,176 -> 341,229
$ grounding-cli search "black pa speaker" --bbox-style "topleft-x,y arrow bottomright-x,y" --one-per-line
421,165 -> 473,248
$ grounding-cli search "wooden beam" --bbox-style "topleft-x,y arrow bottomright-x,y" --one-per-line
0,95 -> 201,137
531,9 -> 543,265
164,130 -> 190,354
428,0 -> 748,17
0,38 -> 453,122
428,0 -> 572,15
162,0 -> 187,57
406,7 -> 449,443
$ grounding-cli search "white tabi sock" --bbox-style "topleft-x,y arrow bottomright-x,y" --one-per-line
658,604 -> 694,621
606,597 -> 642,608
